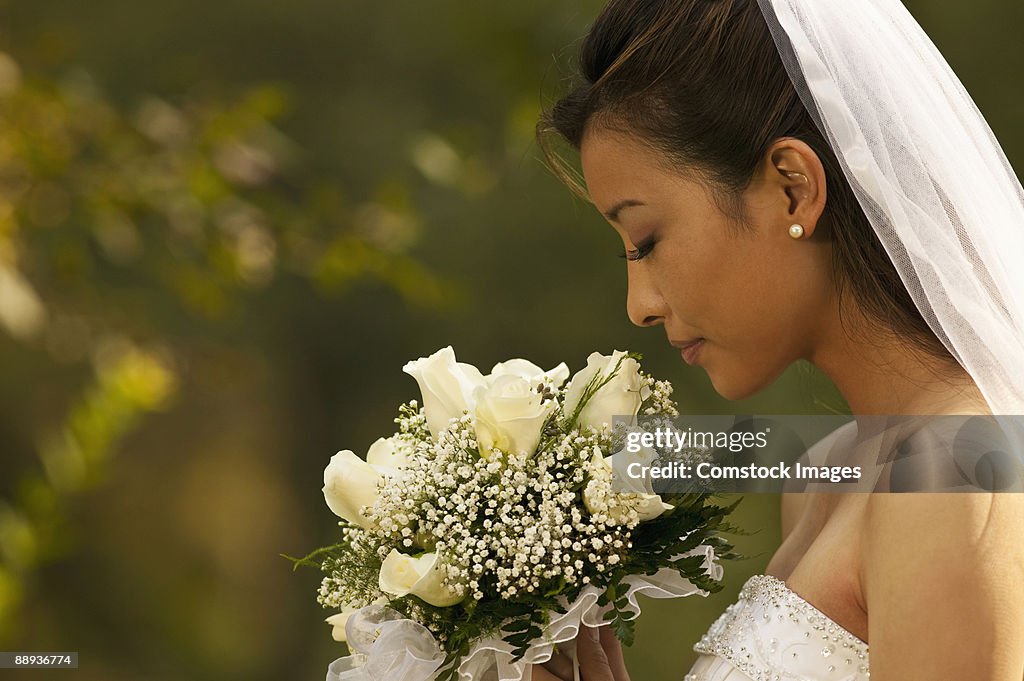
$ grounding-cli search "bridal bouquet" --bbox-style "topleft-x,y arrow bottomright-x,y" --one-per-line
288,346 -> 742,681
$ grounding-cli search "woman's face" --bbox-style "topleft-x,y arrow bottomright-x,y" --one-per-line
579,127 -> 835,400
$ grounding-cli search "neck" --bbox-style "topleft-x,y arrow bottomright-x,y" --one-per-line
807,304 -> 989,417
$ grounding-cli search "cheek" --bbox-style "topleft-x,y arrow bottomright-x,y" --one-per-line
658,237 -> 824,345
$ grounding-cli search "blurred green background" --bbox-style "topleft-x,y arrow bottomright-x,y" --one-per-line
0,1 -> 1021,679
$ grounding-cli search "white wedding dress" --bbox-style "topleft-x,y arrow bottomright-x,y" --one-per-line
682,574 -> 869,681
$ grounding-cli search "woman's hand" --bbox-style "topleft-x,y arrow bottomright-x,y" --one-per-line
531,624 -> 631,681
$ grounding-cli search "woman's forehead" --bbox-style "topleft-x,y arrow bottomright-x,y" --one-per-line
581,129 -> 707,218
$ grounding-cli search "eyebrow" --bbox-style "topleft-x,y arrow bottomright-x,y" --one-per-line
602,199 -> 645,222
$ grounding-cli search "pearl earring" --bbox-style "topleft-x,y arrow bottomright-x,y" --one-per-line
788,224 -> 805,239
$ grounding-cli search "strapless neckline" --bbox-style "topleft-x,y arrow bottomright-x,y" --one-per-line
686,573 -> 870,680
755,574 -> 868,647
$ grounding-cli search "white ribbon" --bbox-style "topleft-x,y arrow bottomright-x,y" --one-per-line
326,543 -> 723,681
327,604 -> 445,681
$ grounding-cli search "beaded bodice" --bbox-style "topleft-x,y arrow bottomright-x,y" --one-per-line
684,574 -> 869,681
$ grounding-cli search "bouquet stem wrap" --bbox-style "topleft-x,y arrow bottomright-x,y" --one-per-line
328,543 -> 723,681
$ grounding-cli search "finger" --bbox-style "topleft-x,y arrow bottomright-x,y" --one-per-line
597,625 -> 631,681
531,663 -> 567,681
542,649 -> 575,681
576,625 -> 616,681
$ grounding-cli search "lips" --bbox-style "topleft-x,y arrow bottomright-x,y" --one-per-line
670,337 -> 705,365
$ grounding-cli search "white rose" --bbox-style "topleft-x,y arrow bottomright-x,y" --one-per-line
583,445 -> 673,524
486,358 -> 570,389
473,374 -> 555,460
366,435 -> 408,470
378,549 -> 465,607
325,611 -> 354,642
563,350 -> 650,431
323,441 -> 406,529
403,346 -> 486,439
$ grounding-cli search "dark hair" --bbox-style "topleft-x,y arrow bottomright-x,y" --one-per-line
537,0 -> 956,370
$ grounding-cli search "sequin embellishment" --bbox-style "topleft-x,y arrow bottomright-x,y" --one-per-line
685,574 -> 869,680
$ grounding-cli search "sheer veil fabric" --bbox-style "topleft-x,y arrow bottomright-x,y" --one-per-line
755,0 -> 1024,416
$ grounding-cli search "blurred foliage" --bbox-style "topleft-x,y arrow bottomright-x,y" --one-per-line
0,340 -> 176,638
0,36 -> 458,680
0,0 -> 1021,680
0,53 -> 454,328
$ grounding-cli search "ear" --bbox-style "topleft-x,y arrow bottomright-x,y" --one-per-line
763,138 -> 827,238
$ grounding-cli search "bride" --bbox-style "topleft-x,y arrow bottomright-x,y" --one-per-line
531,0 -> 1024,679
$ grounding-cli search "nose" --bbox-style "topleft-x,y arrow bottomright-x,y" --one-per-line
625,262 -> 667,328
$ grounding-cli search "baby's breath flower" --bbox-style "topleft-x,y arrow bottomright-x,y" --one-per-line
310,366 -> 729,670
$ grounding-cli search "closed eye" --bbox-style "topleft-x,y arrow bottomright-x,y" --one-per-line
618,239 -> 655,261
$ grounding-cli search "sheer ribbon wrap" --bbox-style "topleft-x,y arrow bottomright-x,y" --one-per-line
326,542 -> 722,681
756,0 -> 1024,415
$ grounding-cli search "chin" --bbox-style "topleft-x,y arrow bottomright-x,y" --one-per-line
706,368 -> 774,402
710,379 -> 760,402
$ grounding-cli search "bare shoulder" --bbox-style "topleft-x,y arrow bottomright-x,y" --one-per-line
865,492 -> 1024,561
877,413 -> 1018,491
863,492 -> 1024,678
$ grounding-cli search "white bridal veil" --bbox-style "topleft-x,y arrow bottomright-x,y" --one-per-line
755,0 -> 1024,416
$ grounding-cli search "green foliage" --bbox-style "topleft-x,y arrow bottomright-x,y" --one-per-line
280,542 -> 351,573
0,46 -> 454,644
0,60 -> 456,328
0,342 -> 176,638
